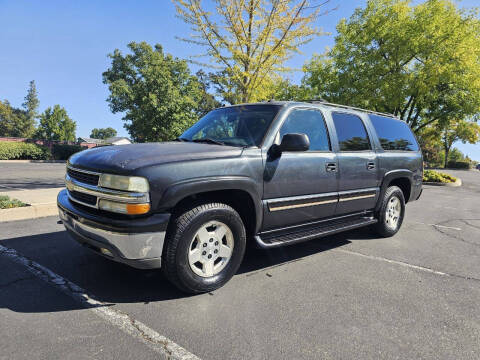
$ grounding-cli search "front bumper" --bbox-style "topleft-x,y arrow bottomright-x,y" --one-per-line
57,189 -> 170,269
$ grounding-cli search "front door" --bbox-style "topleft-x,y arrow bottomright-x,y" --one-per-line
330,112 -> 379,215
262,108 -> 338,231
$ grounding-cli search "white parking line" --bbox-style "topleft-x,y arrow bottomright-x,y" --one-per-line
0,244 -> 200,360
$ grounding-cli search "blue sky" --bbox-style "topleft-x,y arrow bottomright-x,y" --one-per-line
1,0 -> 479,160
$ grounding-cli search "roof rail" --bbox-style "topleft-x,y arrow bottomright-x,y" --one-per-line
300,99 -> 398,119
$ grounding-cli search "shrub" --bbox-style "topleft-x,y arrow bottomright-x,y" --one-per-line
446,161 -> 470,169
0,195 -> 27,209
0,141 -> 51,160
423,170 -> 457,183
52,144 -> 86,160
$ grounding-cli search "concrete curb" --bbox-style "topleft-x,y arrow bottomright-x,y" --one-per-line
423,178 -> 462,187
0,203 -> 58,222
0,160 -> 66,163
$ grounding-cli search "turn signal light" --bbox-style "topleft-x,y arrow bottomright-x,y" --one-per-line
126,203 -> 151,215
98,199 -> 150,215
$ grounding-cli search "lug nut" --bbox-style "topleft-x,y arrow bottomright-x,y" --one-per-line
202,251 -> 206,255
214,249 -> 218,254
208,254 -> 212,259
203,243 -> 207,247
209,238 -> 213,242
215,241 -> 219,245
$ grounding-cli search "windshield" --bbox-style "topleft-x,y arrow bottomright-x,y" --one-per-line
180,105 -> 281,147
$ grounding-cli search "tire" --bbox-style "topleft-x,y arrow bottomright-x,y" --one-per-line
373,186 -> 405,237
162,202 -> 246,294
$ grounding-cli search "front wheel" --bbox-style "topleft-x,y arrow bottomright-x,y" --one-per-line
373,186 -> 405,237
162,202 -> 246,294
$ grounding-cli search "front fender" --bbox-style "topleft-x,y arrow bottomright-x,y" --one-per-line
157,176 -> 263,233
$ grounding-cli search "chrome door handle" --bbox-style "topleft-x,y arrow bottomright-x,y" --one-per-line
326,163 -> 337,172
367,162 -> 376,170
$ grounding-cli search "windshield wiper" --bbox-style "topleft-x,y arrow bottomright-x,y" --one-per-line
191,138 -> 225,146
174,137 -> 190,142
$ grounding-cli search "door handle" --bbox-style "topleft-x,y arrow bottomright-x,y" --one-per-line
326,162 -> 337,172
367,161 -> 376,170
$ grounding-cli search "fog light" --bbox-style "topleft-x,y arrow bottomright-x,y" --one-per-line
98,199 -> 150,215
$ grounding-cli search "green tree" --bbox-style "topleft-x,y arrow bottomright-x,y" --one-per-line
440,119 -> 480,168
303,0 -> 480,133
174,0 -> 329,104
103,42 -> 203,142
21,80 -> 39,137
90,127 -> 117,139
195,70 -> 222,117
36,105 -> 76,141
0,100 -> 31,138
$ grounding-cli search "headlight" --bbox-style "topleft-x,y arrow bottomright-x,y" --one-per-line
98,199 -> 151,215
99,174 -> 149,192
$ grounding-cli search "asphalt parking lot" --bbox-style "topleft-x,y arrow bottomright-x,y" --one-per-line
0,162 -> 66,190
1,168 -> 479,359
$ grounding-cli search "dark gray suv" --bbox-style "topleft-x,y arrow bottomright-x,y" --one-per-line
58,101 -> 423,293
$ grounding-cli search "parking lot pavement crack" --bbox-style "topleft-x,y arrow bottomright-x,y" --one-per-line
334,248 -> 480,283
431,219 -> 480,248
0,244 -> 201,360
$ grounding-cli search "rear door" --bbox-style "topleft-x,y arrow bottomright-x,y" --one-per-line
262,107 -> 338,230
330,111 -> 380,215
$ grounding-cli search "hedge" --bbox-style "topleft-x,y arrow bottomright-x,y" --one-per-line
52,144 -> 86,160
423,169 -> 457,183
0,141 -> 51,160
446,161 -> 470,169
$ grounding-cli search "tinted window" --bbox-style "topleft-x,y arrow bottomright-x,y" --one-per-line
181,105 -> 281,147
279,109 -> 330,151
332,112 -> 371,151
369,114 -> 419,151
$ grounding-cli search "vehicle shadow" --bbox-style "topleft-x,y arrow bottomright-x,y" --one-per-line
0,227 -> 377,313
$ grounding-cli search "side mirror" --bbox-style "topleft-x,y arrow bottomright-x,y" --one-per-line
279,133 -> 310,152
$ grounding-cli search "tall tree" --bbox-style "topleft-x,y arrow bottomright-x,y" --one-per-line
195,70 -> 222,117
90,127 -> 117,139
103,42 -> 203,142
174,0 -> 330,104
21,80 -> 39,137
0,100 -> 31,138
440,119 -> 480,168
303,0 -> 480,133
36,105 -> 76,141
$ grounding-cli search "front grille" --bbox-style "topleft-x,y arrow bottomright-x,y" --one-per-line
69,190 -> 97,206
67,167 -> 99,186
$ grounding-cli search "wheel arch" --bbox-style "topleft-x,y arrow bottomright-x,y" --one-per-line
375,170 -> 413,212
158,176 -> 263,236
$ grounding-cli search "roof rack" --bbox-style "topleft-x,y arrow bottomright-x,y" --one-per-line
298,99 -> 398,119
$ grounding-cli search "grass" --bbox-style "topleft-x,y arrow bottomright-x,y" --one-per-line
423,169 -> 457,183
0,195 -> 27,209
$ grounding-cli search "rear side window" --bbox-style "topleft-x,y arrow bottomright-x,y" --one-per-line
332,112 -> 371,151
369,115 -> 419,151
279,109 -> 330,151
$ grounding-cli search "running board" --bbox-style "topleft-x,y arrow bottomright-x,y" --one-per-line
255,217 -> 377,249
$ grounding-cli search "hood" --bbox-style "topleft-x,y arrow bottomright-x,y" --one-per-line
68,142 -> 244,174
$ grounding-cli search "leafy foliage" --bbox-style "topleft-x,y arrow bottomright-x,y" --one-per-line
0,195 -> 27,209
36,105 -> 76,141
103,42 -> 204,142
0,141 -> 51,160
423,169 -> 457,183
303,0 -> 480,133
51,144 -> 86,160
439,119 -> 480,168
174,0 -> 329,103
21,80 -> 39,137
90,127 -> 117,139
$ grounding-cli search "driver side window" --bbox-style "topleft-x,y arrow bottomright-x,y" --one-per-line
278,108 -> 330,151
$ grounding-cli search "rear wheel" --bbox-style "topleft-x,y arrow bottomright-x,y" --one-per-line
162,202 -> 246,294
373,186 -> 405,237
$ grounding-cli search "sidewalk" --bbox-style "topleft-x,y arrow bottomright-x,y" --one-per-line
0,187 -> 63,222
